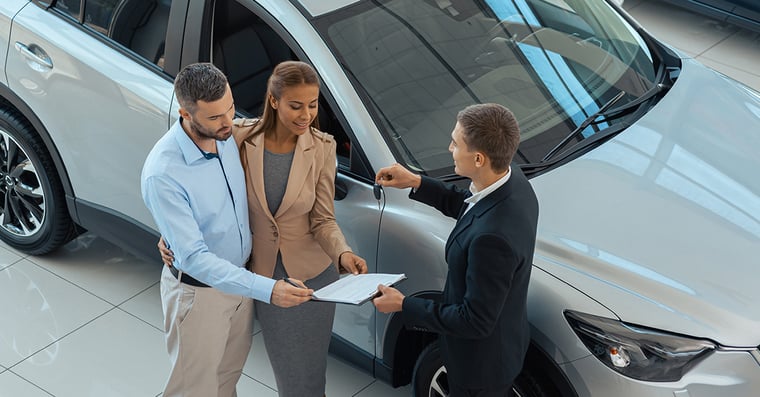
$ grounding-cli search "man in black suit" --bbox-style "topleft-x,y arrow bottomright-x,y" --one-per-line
373,103 -> 539,396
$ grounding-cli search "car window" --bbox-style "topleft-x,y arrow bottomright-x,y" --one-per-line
314,0 -> 658,175
54,0 -> 81,19
53,0 -> 172,67
211,0 -> 370,179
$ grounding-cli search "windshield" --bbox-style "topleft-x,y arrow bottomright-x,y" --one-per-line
314,0 -> 658,175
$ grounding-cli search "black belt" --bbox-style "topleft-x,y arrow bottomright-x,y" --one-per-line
169,266 -> 210,288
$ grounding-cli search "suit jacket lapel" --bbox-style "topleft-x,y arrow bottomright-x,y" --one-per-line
444,178 -> 515,255
243,132 -> 275,221
275,130 -> 315,217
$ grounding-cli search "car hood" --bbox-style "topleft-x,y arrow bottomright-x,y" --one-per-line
531,58 -> 760,347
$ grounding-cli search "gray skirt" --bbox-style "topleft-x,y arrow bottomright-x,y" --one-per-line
255,255 -> 339,397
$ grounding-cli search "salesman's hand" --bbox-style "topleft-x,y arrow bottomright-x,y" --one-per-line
158,236 -> 174,267
339,252 -> 368,275
271,279 -> 313,308
375,163 -> 422,190
372,284 -> 405,313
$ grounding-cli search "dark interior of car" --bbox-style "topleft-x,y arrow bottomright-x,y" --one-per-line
210,1 -> 360,171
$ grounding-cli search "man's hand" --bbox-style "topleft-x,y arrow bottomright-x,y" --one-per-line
158,236 -> 174,267
271,279 -> 313,308
339,252 -> 368,275
372,284 -> 405,313
375,163 -> 422,190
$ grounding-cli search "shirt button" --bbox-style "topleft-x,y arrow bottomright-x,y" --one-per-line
273,232 -> 279,237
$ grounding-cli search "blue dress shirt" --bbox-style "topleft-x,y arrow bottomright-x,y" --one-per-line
141,119 -> 275,302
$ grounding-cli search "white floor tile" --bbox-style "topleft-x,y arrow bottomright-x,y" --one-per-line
0,259 -> 112,368
237,374 -> 278,396
627,0 -> 739,55
0,371 -> 51,397
325,355 -> 375,397
354,380 -> 412,397
0,245 -> 22,272
13,309 -> 169,397
700,29 -> 760,78
28,233 -> 162,305
119,283 -> 163,330
242,332 -> 276,390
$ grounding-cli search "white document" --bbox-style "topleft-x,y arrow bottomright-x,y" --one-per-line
312,273 -> 406,305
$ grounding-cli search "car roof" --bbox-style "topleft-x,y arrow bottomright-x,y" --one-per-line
293,0 -> 361,17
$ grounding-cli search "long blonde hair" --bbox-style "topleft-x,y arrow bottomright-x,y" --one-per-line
257,61 -> 321,135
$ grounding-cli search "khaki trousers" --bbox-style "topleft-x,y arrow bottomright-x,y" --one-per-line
160,266 -> 254,397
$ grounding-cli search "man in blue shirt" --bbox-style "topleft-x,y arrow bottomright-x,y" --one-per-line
141,63 -> 312,397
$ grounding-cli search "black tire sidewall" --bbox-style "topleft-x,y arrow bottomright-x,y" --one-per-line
0,108 -> 71,254
413,341 -> 445,397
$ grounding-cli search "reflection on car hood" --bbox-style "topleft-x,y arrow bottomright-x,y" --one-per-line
531,59 -> 760,347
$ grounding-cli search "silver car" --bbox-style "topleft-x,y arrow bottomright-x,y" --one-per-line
1,0 -> 758,396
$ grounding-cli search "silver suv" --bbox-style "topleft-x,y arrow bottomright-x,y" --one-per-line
1,0 -> 759,396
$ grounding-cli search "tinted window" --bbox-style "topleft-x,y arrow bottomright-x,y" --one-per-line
81,0 -> 171,66
210,1 -> 366,177
315,0 -> 657,175
54,0 -> 82,19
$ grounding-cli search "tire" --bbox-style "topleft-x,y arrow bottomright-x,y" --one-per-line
412,341 -> 552,397
413,341 -> 449,397
0,107 -> 78,254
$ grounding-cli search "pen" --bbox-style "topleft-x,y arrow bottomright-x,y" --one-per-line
283,277 -> 305,289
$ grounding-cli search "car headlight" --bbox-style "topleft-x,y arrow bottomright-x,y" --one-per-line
565,310 -> 716,382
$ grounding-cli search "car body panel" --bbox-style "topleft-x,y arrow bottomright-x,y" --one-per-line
562,349 -> 760,396
531,58 -> 760,347
1,1 -> 32,85
7,4 -> 173,229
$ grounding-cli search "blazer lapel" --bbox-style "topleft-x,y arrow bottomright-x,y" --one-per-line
243,132 -> 275,220
444,178 -> 515,255
275,130 -> 315,217
445,212 -> 473,255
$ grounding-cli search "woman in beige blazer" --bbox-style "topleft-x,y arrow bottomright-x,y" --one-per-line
232,61 -> 367,397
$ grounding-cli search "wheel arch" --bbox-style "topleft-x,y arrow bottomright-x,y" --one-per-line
380,291 -> 441,387
0,84 -> 78,223
379,290 -> 578,396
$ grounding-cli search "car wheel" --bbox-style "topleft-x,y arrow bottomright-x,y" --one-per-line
412,341 -> 551,397
412,341 -> 449,397
0,107 -> 78,254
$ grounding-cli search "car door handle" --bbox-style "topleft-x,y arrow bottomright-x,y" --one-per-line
15,42 -> 53,69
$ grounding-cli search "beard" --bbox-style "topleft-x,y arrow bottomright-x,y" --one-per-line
189,118 -> 232,141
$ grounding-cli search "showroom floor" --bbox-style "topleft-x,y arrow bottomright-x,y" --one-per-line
1,1 -> 759,396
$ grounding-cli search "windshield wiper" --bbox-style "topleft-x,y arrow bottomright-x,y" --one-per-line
541,82 -> 670,162
541,90 -> 626,162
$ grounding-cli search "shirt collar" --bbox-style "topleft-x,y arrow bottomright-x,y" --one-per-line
465,167 -> 512,207
172,118 -> 228,165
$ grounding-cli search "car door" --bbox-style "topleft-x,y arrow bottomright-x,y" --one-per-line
181,0 -> 385,360
6,0 -> 175,233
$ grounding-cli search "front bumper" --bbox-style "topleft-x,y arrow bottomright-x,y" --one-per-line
561,348 -> 760,396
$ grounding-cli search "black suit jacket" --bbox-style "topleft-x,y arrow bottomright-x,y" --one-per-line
402,167 -> 539,389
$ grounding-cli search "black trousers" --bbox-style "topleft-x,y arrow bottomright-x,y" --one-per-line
449,383 -> 515,397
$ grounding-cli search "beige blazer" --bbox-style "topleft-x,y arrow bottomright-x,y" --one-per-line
233,118 -> 351,280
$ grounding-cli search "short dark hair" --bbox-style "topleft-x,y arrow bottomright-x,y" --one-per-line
457,103 -> 520,172
174,63 -> 229,114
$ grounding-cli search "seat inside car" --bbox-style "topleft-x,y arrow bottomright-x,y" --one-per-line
109,0 -> 170,65
212,1 -> 291,117
213,26 -> 290,116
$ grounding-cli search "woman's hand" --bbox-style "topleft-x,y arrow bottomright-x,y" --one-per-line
339,251 -> 368,274
157,236 -> 175,267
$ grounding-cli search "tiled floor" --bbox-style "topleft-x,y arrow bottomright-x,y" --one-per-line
1,1 -> 758,396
